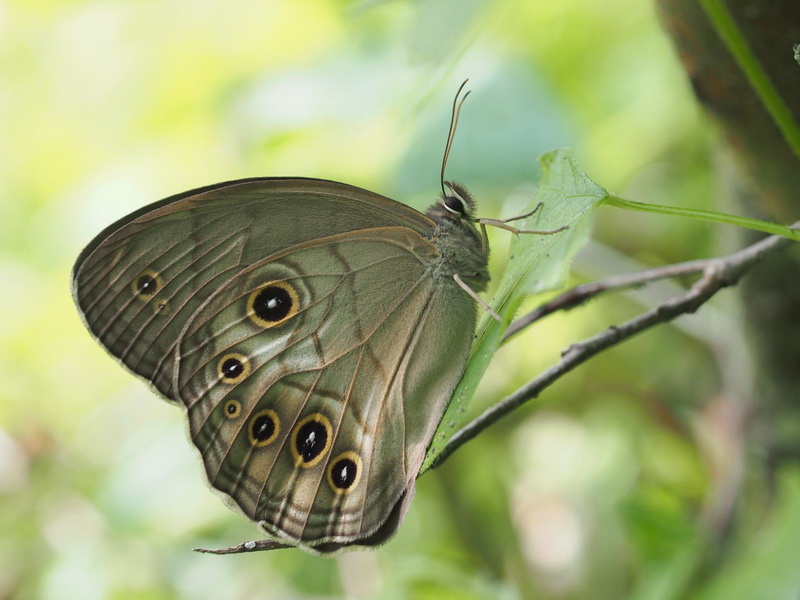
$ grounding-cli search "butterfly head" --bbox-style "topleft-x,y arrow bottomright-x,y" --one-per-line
428,180 -> 477,225
425,180 -> 489,291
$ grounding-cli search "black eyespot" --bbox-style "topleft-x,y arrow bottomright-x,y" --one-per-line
223,399 -> 242,419
327,452 -> 361,493
291,413 -> 332,467
253,415 -> 274,440
137,274 -> 157,294
131,270 -> 163,300
444,195 -> 467,215
248,281 -> 300,328
296,422 -> 327,461
217,353 -> 251,383
249,409 -> 280,447
221,358 -> 243,378
150,299 -> 170,316
331,459 -> 356,488
254,286 -> 291,321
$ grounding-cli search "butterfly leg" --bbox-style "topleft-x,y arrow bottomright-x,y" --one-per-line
479,217 -> 569,236
453,273 -> 502,323
496,202 -> 543,223
478,203 -> 569,236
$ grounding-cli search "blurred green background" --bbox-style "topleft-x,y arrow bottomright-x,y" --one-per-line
2,0 -> 798,598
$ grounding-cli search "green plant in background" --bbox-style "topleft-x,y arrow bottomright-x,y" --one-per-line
2,0 -> 799,598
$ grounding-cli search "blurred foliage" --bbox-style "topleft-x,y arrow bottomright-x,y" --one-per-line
1,0 -> 798,599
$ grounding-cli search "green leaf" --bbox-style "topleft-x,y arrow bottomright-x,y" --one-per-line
422,149 -> 608,471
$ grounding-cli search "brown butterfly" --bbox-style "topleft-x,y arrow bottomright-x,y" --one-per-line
71,82 -> 562,553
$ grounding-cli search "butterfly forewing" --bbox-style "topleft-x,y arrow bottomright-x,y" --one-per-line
73,215 -> 249,399
71,178 -> 435,401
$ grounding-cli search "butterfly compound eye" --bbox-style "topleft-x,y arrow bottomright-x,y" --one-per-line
443,194 -> 467,216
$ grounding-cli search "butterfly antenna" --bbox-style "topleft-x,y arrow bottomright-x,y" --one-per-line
440,79 -> 471,197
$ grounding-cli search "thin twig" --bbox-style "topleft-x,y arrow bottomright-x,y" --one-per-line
429,228 -> 796,470
194,539 -> 293,554
503,256 -> 722,341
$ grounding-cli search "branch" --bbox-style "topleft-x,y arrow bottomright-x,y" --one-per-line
503,256 -> 722,341
428,227 -> 797,471
194,539 -> 292,554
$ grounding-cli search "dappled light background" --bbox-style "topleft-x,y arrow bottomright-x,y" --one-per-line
3,0 -> 798,599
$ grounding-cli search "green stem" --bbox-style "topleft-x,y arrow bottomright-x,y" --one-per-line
606,195 -> 800,241
699,0 -> 800,162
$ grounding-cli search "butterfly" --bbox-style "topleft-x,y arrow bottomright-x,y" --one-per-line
71,83 -> 562,554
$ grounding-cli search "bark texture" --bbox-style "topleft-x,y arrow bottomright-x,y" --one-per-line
656,0 -> 800,469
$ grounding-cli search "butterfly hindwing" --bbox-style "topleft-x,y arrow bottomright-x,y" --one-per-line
176,227 -> 465,548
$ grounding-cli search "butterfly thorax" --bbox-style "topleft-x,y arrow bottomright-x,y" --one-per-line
424,182 -> 490,293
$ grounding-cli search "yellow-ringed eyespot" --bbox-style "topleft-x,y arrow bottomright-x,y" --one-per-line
247,281 -> 300,328
223,398 -> 242,419
327,451 -> 362,494
131,269 -> 163,301
290,413 -> 332,468
217,353 -> 251,384
248,409 -> 280,447
150,298 -> 170,316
